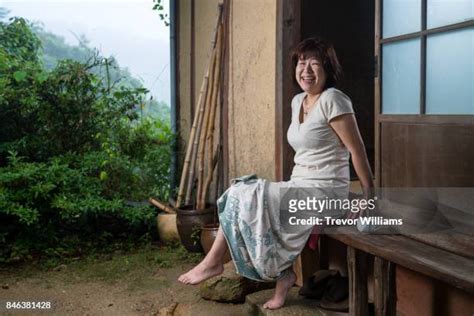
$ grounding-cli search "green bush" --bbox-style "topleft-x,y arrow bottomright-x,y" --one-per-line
0,18 -> 174,264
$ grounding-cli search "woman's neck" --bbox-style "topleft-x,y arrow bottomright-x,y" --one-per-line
305,91 -> 322,106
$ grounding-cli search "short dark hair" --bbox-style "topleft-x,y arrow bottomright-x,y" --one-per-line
291,37 -> 343,89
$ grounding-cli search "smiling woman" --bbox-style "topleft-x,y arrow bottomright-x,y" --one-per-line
178,37 -> 374,310
292,38 -> 343,124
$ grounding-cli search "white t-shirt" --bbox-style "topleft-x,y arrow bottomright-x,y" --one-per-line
287,88 -> 354,188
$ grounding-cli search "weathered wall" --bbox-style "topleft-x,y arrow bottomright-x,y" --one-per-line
177,0 -> 278,187
227,0 -> 277,181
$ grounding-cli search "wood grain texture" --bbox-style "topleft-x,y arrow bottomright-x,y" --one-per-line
275,0 -> 300,181
348,246 -> 369,316
374,256 -> 396,316
381,123 -> 474,187
329,226 -> 474,294
294,244 -> 319,287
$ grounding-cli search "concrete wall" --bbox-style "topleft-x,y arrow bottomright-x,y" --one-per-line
177,0 -> 278,186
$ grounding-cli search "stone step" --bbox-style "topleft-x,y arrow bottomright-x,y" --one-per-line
244,287 -> 349,316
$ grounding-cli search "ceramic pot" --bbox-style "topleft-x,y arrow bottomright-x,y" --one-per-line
176,205 -> 217,253
156,213 -> 180,243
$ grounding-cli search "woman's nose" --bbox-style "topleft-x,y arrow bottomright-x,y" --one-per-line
304,62 -> 313,73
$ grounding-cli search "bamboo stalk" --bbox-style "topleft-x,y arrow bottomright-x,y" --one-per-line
184,66 -> 210,205
199,22 -> 224,210
201,144 -> 222,210
196,47 -> 217,209
185,43 -> 218,205
175,75 -> 206,208
175,5 -> 224,209
149,198 -> 176,214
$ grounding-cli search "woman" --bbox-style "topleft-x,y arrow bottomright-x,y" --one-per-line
178,37 -> 374,310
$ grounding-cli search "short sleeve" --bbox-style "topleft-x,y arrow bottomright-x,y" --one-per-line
320,89 -> 354,122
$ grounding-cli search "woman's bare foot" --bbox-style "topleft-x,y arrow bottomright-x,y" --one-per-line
178,260 -> 224,285
263,270 -> 296,310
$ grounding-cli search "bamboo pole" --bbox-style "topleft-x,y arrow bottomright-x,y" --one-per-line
184,46 -> 218,205
149,198 -> 176,214
184,66 -> 210,205
196,46 -> 217,209
175,5 -> 223,209
175,73 -> 207,208
199,22 -> 224,210
198,145 -> 220,210
201,143 -> 222,211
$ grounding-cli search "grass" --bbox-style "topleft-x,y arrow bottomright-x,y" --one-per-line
67,242 -> 202,283
0,242 -> 204,291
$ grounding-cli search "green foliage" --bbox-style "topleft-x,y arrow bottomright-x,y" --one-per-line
0,17 -> 174,264
152,0 -> 170,27
0,18 -> 41,63
32,23 -> 171,123
33,25 -> 145,91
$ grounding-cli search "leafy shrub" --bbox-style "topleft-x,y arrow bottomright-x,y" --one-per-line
0,18 -> 174,263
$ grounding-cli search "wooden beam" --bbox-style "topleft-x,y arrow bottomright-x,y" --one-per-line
329,226 -> 474,294
275,0 -> 300,181
190,0 -> 195,120
374,0 -> 381,187
374,256 -> 396,316
220,0 -> 231,189
348,246 -> 369,316
294,244 -> 319,287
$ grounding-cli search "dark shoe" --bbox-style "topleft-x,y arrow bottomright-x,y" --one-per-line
322,273 -> 349,303
319,297 -> 349,312
318,273 -> 349,312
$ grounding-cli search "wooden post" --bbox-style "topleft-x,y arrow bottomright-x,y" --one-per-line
294,244 -> 319,287
347,246 -> 369,316
374,256 -> 396,316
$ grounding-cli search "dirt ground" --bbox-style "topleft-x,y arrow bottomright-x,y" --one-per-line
0,246 -> 248,316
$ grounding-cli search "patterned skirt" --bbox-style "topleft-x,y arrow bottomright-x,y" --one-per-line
217,174 -> 347,282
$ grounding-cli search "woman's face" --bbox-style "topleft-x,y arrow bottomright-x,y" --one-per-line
295,55 -> 327,95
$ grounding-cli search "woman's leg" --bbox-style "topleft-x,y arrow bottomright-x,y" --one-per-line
178,226 -> 227,284
263,268 -> 296,310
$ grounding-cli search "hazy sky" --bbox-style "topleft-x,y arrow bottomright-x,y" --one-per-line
1,0 -> 171,105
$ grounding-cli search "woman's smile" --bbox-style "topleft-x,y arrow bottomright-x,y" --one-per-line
296,57 -> 326,94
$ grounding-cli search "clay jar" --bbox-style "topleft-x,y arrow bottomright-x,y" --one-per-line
156,213 -> 180,243
176,204 -> 216,253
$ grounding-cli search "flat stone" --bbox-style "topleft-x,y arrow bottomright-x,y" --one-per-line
245,287 -> 349,316
200,262 -> 274,303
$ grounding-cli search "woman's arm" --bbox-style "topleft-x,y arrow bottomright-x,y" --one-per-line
329,113 -> 374,201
